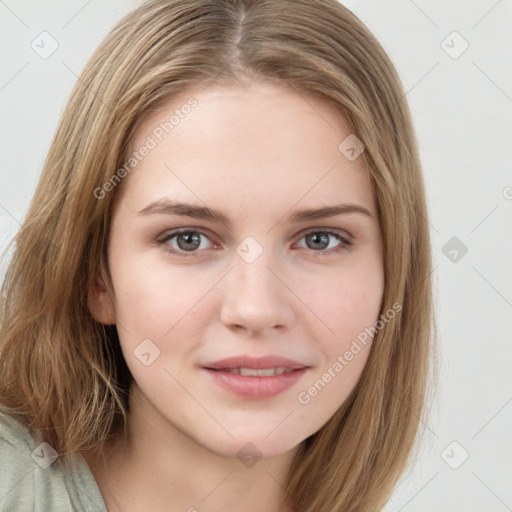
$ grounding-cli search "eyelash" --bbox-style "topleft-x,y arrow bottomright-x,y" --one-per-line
156,228 -> 352,258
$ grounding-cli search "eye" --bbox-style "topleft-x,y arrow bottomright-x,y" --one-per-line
156,229 -> 217,257
294,229 -> 352,255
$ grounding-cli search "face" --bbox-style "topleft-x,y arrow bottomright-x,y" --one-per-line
91,79 -> 384,459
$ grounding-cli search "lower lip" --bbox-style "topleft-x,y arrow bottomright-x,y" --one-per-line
202,368 -> 309,400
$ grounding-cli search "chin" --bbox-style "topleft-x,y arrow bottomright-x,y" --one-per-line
205,431 -> 303,461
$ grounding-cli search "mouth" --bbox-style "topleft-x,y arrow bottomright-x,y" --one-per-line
201,354 -> 311,399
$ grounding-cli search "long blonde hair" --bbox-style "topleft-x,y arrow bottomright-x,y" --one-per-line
0,1 -> 435,510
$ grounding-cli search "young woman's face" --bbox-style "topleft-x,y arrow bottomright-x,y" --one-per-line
96,79 -> 384,458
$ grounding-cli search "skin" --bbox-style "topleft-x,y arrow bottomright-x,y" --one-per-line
85,78 -> 384,512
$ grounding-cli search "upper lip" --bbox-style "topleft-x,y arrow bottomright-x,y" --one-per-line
202,355 -> 310,370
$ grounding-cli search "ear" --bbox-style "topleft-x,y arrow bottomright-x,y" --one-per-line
88,272 -> 116,325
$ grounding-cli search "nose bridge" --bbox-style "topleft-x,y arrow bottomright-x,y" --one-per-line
233,249 -> 278,296
220,244 -> 293,332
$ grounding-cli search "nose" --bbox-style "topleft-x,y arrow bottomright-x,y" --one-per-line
219,250 -> 295,335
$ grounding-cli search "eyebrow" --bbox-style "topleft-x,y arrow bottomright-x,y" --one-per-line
136,199 -> 373,226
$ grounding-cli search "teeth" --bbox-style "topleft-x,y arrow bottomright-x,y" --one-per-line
225,367 -> 295,376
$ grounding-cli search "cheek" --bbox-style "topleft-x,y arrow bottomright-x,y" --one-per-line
110,255 -> 217,337
308,264 -> 383,337
294,269 -> 383,420
299,261 -> 384,388
108,259 -> 209,388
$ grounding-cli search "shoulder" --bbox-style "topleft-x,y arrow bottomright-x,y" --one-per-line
0,406 -> 38,510
0,406 -> 107,512
0,406 -> 37,455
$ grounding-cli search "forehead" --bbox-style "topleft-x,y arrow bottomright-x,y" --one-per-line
120,80 -> 373,213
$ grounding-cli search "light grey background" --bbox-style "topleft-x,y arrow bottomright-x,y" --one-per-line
1,1 -> 511,511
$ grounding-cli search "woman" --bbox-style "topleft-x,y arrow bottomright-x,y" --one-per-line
0,0 -> 435,510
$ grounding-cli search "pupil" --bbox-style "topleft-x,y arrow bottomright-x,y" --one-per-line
178,232 -> 200,251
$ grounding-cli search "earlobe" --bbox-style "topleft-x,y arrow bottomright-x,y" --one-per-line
88,272 -> 116,325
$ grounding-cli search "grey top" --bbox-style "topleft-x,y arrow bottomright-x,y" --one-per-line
0,407 -> 108,511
